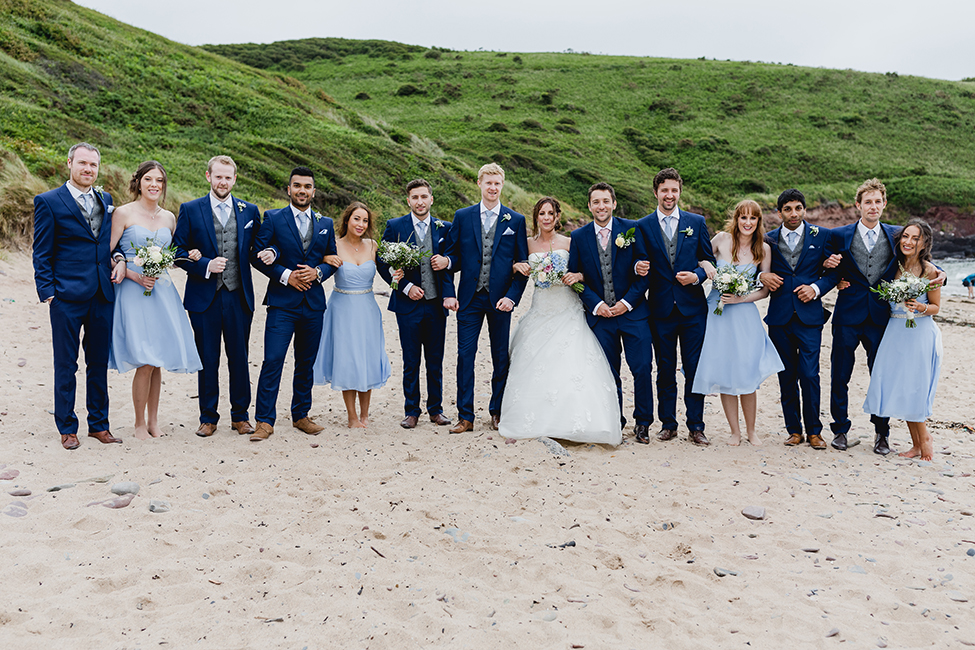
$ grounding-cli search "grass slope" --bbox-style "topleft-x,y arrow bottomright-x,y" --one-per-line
206,39 -> 975,226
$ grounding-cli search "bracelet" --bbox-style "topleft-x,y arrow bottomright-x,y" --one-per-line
920,303 -> 928,314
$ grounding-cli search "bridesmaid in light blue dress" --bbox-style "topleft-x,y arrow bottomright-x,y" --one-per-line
863,219 -> 942,461
108,161 -> 202,440
313,202 -> 391,428
693,200 -> 784,446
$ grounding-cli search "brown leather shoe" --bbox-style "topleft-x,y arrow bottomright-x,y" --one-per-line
688,430 -> 710,447
231,420 -> 255,436
449,419 -> 474,434
808,434 -> 827,450
250,422 -> 273,441
292,417 -> 323,435
88,430 -> 122,444
657,428 -> 678,441
400,415 -> 418,429
430,413 -> 452,426
61,434 -> 80,450
490,414 -> 500,430
784,432 -> 804,446
196,422 -> 217,438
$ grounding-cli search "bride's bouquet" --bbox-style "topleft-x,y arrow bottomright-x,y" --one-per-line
130,237 -> 178,296
870,265 -> 932,328
711,266 -> 756,315
530,251 -> 584,293
377,240 -> 430,290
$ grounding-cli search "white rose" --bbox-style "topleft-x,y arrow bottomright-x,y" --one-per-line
615,235 -> 625,247
133,256 -> 144,266
149,249 -> 163,264
719,273 -> 732,283
537,272 -> 548,283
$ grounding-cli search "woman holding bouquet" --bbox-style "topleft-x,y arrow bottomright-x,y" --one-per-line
313,202 -> 391,428
501,197 -> 622,444
863,219 -> 942,461
693,200 -> 783,446
108,161 -> 202,439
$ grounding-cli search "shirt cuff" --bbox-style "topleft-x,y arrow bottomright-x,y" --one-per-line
812,284 -> 821,299
280,269 -> 291,286
403,282 -> 414,295
620,299 -> 632,312
593,301 -> 606,316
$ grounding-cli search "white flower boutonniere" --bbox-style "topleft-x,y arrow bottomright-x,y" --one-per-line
434,219 -> 447,228
809,225 -> 820,236
680,227 -> 694,237
616,227 -> 636,248
236,201 -> 246,213
93,185 -> 106,200
501,214 -> 511,223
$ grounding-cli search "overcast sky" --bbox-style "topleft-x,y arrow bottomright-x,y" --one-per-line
76,0 -> 974,82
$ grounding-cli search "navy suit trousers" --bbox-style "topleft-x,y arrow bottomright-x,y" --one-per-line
456,292 -> 510,421
396,300 -> 447,417
591,316 -> 654,427
651,310 -> 706,431
768,316 -> 823,437
830,321 -> 889,435
255,304 -> 323,425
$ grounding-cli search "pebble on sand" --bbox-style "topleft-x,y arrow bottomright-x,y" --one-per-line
7,488 -> 31,497
149,500 -> 171,513
111,481 -> 140,496
966,549 -> 974,557
826,628 -> 840,637
2,501 -> 28,517
947,590 -> 968,602
0,469 -> 20,480
47,483 -> 76,492
714,567 -> 738,577
741,506 -> 766,520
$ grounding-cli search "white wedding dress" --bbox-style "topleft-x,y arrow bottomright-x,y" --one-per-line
499,250 -> 622,445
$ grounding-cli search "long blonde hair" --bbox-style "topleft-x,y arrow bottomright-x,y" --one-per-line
723,199 -> 765,264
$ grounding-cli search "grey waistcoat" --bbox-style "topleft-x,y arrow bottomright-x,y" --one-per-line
778,227 -> 805,270
850,229 -> 893,287
77,195 -> 104,239
213,208 -> 241,293
417,220 -> 437,299
661,221 -> 678,266
476,217 -> 498,293
598,237 -> 616,306
301,214 -> 313,253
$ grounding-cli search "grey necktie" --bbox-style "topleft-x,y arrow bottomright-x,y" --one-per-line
415,219 -> 427,242
298,211 -> 309,237
666,216 -> 677,239
866,229 -> 876,252
482,210 -> 495,233
787,230 -> 798,251
80,193 -> 92,215
217,203 -> 229,227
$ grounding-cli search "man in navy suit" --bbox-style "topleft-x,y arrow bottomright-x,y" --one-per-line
568,182 -> 654,440
249,166 -> 338,441
32,142 -> 126,450
433,163 -> 528,433
634,168 -> 716,446
760,189 -> 839,450
377,179 -> 457,429
173,155 -> 260,439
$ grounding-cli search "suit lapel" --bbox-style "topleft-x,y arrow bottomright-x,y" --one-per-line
305,210 -> 320,260
202,196 -> 218,251
674,210 -> 687,259
492,206 -> 506,250
794,223 -> 812,268
472,208 -> 483,252
648,210 -> 670,269
58,185 -> 95,240
284,206 -> 304,252
609,218 -> 621,267
581,222 -> 600,280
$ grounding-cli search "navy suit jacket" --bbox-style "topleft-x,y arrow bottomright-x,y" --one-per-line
376,214 -> 455,315
569,218 -> 651,328
33,184 -> 116,303
764,224 -> 839,327
635,209 -> 715,319
444,203 -> 528,311
829,222 -> 900,327
250,207 -> 338,311
173,195 -> 260,313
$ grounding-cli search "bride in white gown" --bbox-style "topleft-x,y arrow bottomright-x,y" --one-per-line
499,197 -> 622,445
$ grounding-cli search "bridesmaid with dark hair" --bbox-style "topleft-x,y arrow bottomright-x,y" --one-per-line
863,218 -> 942,461
313,202 -> 391,428
108,161 -> 201,439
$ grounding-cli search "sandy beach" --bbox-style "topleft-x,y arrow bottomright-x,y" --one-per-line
1,249 -> 974,649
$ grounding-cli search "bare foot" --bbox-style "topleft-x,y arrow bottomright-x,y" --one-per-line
727,433 -> 741,446
898,447 -> 921,459
746,432 -> 763,447
133,425 -> 151,441
919,438 -> 934,461
348,419 -> 366,429
147,425 -> 164,438
360,416 -> 370,427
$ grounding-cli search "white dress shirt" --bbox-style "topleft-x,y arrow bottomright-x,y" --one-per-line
782,223 -> 820,298
65,180 -> 95,208
480,201 -> 499,232
857,220 -> 882,252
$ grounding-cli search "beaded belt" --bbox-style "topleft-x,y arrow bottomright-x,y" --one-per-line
890,313 -> 929,319
333,287 -> 373,295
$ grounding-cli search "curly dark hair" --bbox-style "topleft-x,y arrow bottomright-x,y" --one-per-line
129,160 -> 167,204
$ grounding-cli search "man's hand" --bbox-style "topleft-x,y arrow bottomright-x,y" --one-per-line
257,248 -> 276,265
823,253 -> 842,269
608,302 -> 628,317
44,297 -> 53,304
595,303 -> 614,318
676,271 -> 698,286
112,259 -> 127,284
496,297 -> 514,312
288,265 -> 315,291
408,286 -> 424,300
430,254 -> 449,271
760,272 -> 784,291
187,249 -> 202,262
930,268 -> 948,288
836,279 -> 850,291
443,298 -> 459,312
795,285 -> 817,303
208,256 -> 227,274
635,260 -> 650,277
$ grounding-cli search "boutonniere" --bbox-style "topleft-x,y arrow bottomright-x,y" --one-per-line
312,211 -> 322,222
93,185 -> 106,200
501,214 -> 511,223
236,201 -> 246,213
809,225 -> 820,236
615,227 -> 636,248
680,227 -> 694,237
434,219 -> 447,228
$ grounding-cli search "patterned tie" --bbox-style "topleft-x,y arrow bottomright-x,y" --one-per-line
787,230 -> 798,251
415,219 -> 427,242
866,229 -> 876,252
598,227 -> 609,250
667,215 -> 677,239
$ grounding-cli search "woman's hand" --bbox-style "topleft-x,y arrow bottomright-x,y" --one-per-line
392,269 -> 405,282
111,259 -> 127,284
562,272 -> 583,285
323,254 -> 343,268
512,261 -> 530,277
187,249 -> 202,262
904,298 -> 927,314
130,270 -> 156,290
721,293 -> 744,305
698,260 -> 717,281
836,279 -> 851,291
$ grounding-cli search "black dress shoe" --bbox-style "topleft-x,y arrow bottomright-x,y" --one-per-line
831,433 -> 848,451
657,428 -> 678,441
874,432 -> 891,455
429,413 -> 452,426
400,415 -> 418,429
689,430 -> 710,447
634,425 -> 650,444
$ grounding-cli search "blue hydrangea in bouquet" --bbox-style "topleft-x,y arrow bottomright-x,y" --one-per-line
530,250 -> 583,293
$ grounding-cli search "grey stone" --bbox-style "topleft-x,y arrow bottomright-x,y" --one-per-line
802,548 -> 820,553
714,567 -> 738,577
848,565 -> 867,574
966,549 -> 974,557
111,481 -> 140,495
537,437 -> 570,456
947,591 -> 968,602
7,488 -> 31,497
826,628 -> 840,637
741,506 -> 766,520
47,483 -> 76,492
149,500 -> 171,513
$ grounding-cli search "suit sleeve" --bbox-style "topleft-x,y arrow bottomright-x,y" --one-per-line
694,219 -> 716,284
569,232 -> 601,313
444,212 -> 461,273
173,203 -> 211,277
504,216 -> 529,305
315,226 -> 339,283
251,212 -> 285,280
813,228 -> 840,295
436,225 -> 455,299
32,194 -> 56,301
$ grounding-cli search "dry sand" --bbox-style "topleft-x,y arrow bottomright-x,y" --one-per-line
1,249 -> 974,649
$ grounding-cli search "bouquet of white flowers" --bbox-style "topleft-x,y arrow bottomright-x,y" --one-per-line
130,237 -> 178,296
711,266 -> 756,315
377,240 -> 430,290
870,265 -> 933,328
529,250 -> 584,293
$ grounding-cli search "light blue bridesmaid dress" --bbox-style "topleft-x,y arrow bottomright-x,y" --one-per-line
109,225 -> 202,373
313,260 -> 391,391
692,261 -> 784,395
863,294 -> 942,421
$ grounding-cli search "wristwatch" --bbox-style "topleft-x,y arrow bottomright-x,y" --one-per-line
316,266 -> 323,283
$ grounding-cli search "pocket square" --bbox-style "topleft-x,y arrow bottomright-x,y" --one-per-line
244,220 -> 253,229
502,227 -> 515,236
106,205 -> 115,214
319,228 -> 328,235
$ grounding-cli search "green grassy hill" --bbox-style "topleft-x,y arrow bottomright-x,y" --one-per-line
206,39 -> 975,226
